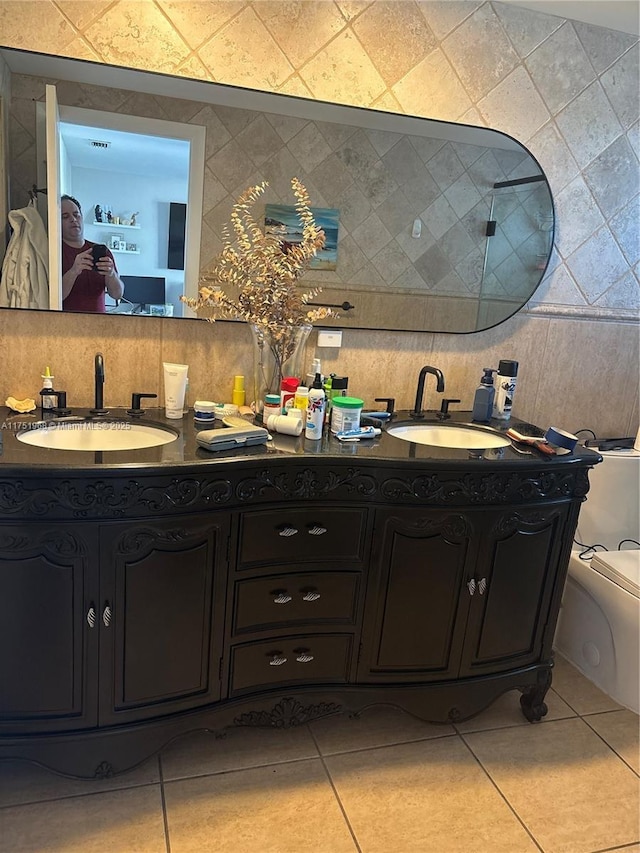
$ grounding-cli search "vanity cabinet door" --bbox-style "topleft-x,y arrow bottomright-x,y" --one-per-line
358,509 -> 474,682
97,513 -> 229,725
458,505 -> 571,676
0,523 -> 99,733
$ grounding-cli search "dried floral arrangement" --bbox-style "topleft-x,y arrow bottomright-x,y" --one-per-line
182,177 -> 336,332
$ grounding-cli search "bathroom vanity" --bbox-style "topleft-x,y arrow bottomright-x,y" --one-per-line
0,410 -> 601,777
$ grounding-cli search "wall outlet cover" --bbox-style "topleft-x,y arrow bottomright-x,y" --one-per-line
317,329 -> 342,348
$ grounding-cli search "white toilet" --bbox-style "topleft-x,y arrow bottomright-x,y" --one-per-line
554,441 -> 640,713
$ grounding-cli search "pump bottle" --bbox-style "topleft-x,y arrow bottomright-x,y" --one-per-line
40,366 -> 55,411
305,373 -> 325,440
471,368 -> 496,423
306,358 -> 322,388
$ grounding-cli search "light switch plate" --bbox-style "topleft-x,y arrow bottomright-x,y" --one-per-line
317,329 -> 342,348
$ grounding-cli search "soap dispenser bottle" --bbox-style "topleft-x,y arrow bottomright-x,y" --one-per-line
40,366 -> 55,412
471,368 -> 496,423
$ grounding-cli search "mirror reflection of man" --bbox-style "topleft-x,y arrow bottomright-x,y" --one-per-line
61,195 -> 124,312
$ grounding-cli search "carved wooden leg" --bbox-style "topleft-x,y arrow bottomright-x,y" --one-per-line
520,667 -> 552,722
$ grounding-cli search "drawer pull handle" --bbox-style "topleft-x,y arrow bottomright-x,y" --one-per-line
467,579 -> 476,596
278,525 -> 298,537
102,602 -> 112,627
273,592 -> 292,604
295,650 -> 314,663
269,654 -> 287,667
301,590 -> 321,602
478,577 -> 487,595
307,524 -> 327,536
86,605 -> 96,628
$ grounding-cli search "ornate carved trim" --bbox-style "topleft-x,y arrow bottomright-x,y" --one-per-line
236,468 -> 377,501
0,462 -> 591,520
93,761 -> 114,778
386,512 -> 472,542
234,697 -> 343,727
0,529 -> 85,556
117,526 -> 191,555
494,508 -> 560,537
380,469 -> 585,505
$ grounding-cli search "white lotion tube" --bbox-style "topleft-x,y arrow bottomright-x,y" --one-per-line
163,362 -> 188,419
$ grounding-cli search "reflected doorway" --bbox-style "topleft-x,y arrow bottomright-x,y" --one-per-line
36,99 -> 205,316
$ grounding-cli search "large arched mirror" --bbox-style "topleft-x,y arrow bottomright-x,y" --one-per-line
0,47 -> 554,333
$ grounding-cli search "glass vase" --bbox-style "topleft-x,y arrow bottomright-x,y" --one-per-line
250,322 -> 312,419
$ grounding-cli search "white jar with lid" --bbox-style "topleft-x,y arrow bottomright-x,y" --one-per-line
330,396 -> 364,434
263,394 -> 282,421
194,400 -> 216,426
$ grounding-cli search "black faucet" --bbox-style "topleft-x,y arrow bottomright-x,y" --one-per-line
410,365 -> 445,419
90,352 -> 108,415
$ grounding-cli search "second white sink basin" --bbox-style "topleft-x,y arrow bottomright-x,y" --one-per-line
388,423 -> 511,450
17,418 -> 179,452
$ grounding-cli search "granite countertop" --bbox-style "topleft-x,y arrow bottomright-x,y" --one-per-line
0,407 -> 602,475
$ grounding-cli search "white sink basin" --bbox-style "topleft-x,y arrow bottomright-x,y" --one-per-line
17,419 -> 179,452
388,423 -> 511,450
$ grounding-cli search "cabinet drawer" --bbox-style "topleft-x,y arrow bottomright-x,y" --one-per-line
238,508 -> 368,567
230,634 -> 353,695
233,572 -> 360,635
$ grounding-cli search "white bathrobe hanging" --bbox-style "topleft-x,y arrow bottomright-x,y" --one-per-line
0,203 -> 49,309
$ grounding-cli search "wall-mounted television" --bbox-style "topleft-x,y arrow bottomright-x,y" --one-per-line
168,202 -> 186,270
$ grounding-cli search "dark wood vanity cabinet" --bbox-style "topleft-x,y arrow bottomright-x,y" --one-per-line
0,451 -> 593,777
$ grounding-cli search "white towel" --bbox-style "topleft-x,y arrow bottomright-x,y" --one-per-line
0,203 -> 49,309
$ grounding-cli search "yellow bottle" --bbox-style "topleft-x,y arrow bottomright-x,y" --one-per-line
232,375 -> 245,407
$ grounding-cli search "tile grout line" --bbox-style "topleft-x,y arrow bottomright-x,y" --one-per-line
0,771 -> 160,811
306,723 -> 363,853
158,754 -> 172,853
580,714 -> 640,778
589,842 -> 640,852
457,732 -> 546,853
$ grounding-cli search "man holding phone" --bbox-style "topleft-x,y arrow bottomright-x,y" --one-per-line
61,195 -> 124,312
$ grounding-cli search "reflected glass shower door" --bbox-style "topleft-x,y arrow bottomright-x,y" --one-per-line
477,177 -> 553,330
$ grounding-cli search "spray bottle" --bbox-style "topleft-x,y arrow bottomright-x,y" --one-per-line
305,372 -> 325,440
493,360 -> 519,421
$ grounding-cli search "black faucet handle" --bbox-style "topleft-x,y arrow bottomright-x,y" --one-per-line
374,397 -> 395,417
52,390 -> 71,416
127,393 -> 157,416
438,398 -> 461,420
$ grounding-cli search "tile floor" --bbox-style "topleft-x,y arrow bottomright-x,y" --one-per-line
0,655 -> 638,853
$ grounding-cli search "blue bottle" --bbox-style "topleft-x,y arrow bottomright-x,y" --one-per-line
471,368 -> 496,423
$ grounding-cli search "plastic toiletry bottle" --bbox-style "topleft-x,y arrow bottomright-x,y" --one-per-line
305,373 -> 325,440
263,394 -> 282,422
493,360 -> 519,421
232,375 -> 245,407
325,375 -> 348,424
471,368 -> 496,423
306,358 -> 323,388
40,366 -> 55,411
182,376 -> 190,415
293,385 -> 309,413
280,376 -> 300,413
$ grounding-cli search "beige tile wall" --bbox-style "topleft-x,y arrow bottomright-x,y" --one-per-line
0,1 -> 638,436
